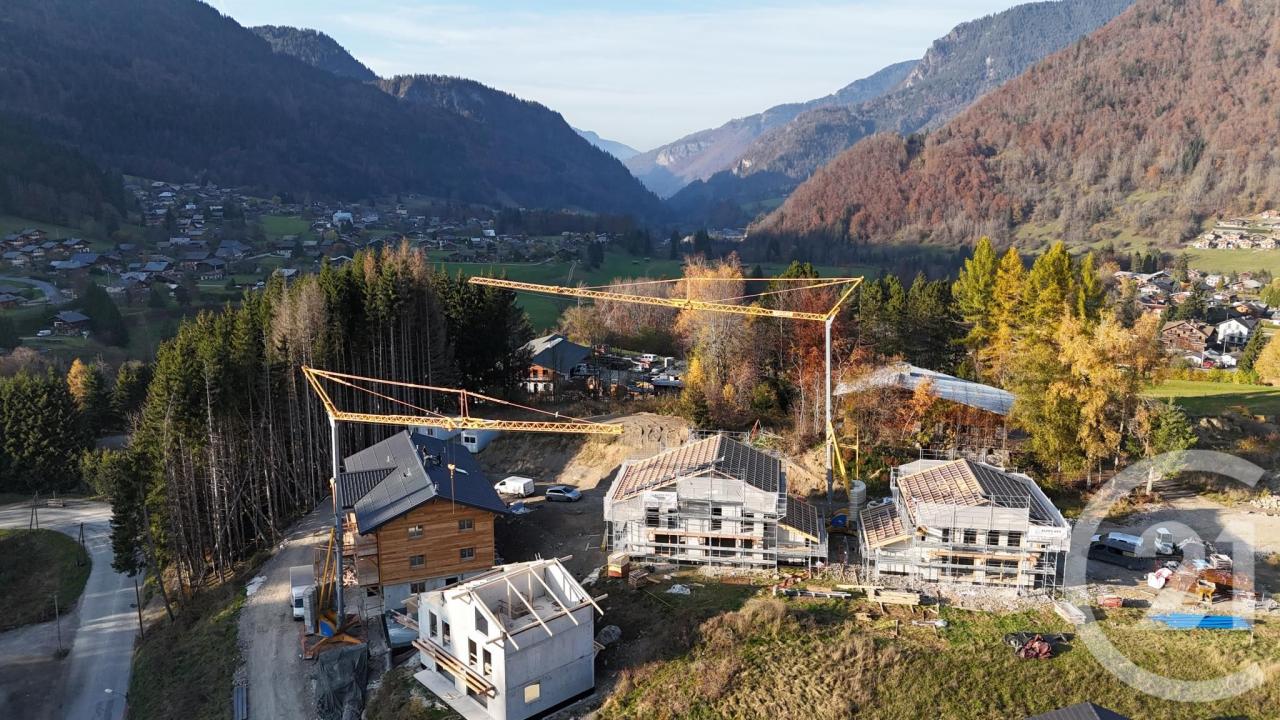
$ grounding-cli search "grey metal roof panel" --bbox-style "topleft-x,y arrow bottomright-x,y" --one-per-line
337,468 -> 396,508
781,495 -> 824,541
1027,702 -> 1131,720
835,362 -> 1013,416
345,431 -> 505,532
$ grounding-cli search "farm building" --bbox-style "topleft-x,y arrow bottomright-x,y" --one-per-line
603,435 -> 827,569
859,458 -> 1069,592
413,557 -> 602,720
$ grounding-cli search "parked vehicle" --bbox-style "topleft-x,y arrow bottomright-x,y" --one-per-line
289,565 -> 313,620
36,329 -> 51,337
1088,530 -> 1180,570
494,476 -> 536,497
545,485 -> 582,502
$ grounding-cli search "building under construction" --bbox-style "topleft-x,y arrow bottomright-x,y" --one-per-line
858,458 -> 1069,593
604,435 -> 827,569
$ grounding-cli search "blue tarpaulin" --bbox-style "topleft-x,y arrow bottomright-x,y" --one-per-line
1151,613 -> 1253,630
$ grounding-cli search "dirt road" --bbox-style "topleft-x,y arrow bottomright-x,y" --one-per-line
0,499 -> 134,720
237,499 -> 333,720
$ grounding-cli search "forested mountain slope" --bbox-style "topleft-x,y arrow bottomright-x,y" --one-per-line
0,0 -> 660,216
625,60 -> 917,197
251,25 -> 378,81
752,0 -> 1280,248
735,0 -> 1133,181
668,0 -> 1132,226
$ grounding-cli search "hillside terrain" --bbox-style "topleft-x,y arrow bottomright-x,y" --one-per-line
626,60 -> 917,197
670,0 -> 1132,225
0,0 -> 659,217
752,0 -> 1280,250
251,25 -> 378,81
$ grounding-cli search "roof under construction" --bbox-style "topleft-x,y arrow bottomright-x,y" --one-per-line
860,502 -> 911,549
896,458 -> 1058,526
835,362 -> 1014,416
610,435 -> 784,501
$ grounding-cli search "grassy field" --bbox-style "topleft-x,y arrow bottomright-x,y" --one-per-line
0,529 -> 91,631
431,251 -> 875,329
1145,379 -> 1280,416
259,214 -> 312,240
0,214 -> 83,240
1183,248 -> 1280,275
600,595 -> 1280,720
128,578 -> 245,720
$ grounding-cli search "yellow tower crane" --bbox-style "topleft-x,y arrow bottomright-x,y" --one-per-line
301,366 -> 621,619
466,274 -> 862,501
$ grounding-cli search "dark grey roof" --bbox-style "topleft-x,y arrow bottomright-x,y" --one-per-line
343,430 -> 505,532
781,495 -> 823,540
55,310 -> 89,323
1027,703 -> 1131,720
337,468 -> 396,509
524,333 -> 590,376
969,462 -> 1056,525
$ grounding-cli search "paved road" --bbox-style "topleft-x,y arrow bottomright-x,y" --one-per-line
0,275 -> 62,304
0,500 -> 135,720
238,499 -> 333,720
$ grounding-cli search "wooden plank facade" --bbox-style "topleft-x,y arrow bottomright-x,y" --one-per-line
368,498 -> 497,588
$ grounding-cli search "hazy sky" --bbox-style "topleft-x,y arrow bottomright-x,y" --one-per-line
213,0 -> 1025,151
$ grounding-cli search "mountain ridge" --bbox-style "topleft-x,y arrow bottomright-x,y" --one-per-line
667,0 -> 1134,227
574,128 -> 640,161
625,60 -> 917,198
751,0 -> 1280,250
0,0 -> 660,217
251,25 -> 378,82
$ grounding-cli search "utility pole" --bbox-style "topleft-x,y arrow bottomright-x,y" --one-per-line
133,578 -> 145,639
330,417 -> 344,621
53,592 -> 62,653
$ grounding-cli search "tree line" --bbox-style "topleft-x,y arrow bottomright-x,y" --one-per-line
105,243 -> 531,608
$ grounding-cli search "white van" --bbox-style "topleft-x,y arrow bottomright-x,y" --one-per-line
494,476 -> 536,497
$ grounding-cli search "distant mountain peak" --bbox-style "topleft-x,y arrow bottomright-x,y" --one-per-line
573,128 -> 640,161
251,25 -> 377,82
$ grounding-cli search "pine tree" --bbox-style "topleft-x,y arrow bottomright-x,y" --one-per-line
67,358 -> 111,436
112,361 -> 152,424
952,237 -> 998,371
1075,252 -> 1104,323
1239,328 -> 1267,374
983,248 -> 1026,384
0,370 -> 87,494
1024,241 -> 1076,327
79,281 -> 130,346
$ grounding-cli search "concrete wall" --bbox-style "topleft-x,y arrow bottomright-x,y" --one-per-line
500,607 -> 595,720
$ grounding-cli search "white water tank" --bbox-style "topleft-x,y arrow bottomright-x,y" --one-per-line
849,480 -> 868,512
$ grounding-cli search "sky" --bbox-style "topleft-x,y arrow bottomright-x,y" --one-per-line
213,0 -> 1025,152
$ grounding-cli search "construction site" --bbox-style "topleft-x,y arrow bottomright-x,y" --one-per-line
245,273 -> 1279,720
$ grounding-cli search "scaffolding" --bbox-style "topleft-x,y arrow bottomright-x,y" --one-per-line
604,437 -> 827,571
858,461 -> 1068,595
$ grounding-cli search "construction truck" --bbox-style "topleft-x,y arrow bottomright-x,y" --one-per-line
289,565 -> 314,620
